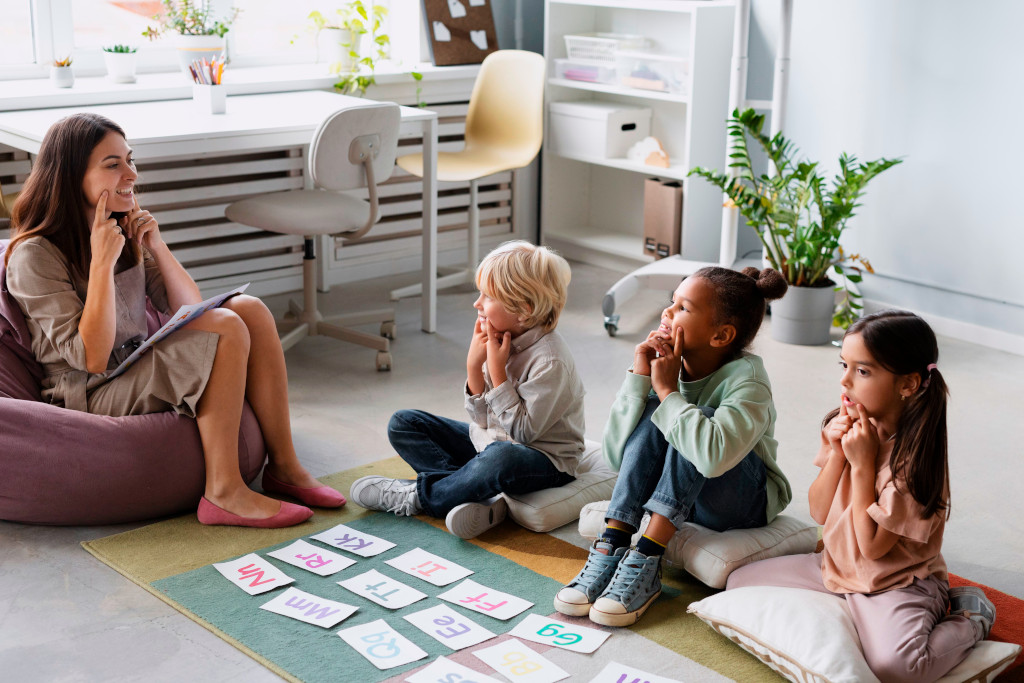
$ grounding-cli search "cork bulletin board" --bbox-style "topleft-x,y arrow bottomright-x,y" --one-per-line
422,0 -> 499,66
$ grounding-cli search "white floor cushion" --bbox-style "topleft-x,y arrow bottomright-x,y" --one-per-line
579,500 -> 818,588
688,586 -> 1021,683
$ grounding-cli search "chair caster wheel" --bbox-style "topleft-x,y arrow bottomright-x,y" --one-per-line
376,351 -> 392,371
605,322 -> 618,337
380,321 -> 397,340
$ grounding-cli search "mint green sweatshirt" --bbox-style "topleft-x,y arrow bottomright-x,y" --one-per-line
602,354 -> 792,523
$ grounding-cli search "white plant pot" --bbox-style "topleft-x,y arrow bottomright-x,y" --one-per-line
770,282 -> 837,346
318,28 -> 360,73
103,52 -> 137,84
49,65 -> 74,88
174,34 -> 226,78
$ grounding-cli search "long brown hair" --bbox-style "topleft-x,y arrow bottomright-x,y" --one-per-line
823,310 -> 950,518
5,113 -> 140,275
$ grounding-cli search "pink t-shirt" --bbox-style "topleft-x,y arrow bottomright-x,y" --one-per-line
813,426 -> 948,594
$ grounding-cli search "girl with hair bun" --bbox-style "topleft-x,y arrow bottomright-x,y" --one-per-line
555,265 -> 791,626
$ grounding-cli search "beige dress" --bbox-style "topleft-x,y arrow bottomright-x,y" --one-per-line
5,236 -> 218,417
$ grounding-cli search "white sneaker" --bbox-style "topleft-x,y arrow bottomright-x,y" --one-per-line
445,495 -> 508,539
349,476 -> 422,516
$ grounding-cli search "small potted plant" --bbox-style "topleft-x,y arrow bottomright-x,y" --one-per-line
50,56 -> 74,88
305,1 -> 389,96
142,0 -> 238,76
690,108 -> 903,344
102,44 -> 139,83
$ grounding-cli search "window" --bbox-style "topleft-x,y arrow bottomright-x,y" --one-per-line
69,0 -> 155,52
0,0 -> 35,67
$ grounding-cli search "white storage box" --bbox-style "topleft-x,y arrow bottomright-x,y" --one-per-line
563,33 -> 650,62
616,51 -> 690,95
554,58 -> 617,85
548,101 -> 652,159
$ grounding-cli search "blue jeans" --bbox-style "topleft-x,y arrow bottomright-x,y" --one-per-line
606,397 -> 768,531
387,409 -> 576,518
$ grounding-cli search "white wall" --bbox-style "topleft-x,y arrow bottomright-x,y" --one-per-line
754,0 -> 1024,345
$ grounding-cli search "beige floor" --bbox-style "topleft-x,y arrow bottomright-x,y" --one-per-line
1,260 -> 1021,681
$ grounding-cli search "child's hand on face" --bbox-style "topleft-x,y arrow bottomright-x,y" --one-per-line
826,402 -> 853,456
485,320 -> 512,387
633,328 -> 675,376
651,326 -> 683,400
841,403 -> 880,470
468,318 -> 488,370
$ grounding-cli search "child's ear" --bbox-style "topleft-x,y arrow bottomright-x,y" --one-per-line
898,372 -> 921,399
710,324 -> 737,348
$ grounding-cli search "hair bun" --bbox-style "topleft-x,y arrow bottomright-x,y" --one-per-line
741,266 -> 788,301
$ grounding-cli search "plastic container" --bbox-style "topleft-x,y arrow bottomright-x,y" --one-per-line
548,101 -> 652,159
563,33 -> 650,62
615,51 -> 690,95
554,58 -> 618,85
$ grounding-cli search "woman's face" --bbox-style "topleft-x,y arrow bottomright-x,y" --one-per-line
81,131 -> 137,220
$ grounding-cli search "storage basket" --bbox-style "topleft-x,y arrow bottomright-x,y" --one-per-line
563,33 -> 650,62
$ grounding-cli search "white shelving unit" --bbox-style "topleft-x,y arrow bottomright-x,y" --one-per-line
541,0 -> 736,273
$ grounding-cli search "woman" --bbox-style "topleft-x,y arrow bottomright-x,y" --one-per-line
4,113 -> 344,528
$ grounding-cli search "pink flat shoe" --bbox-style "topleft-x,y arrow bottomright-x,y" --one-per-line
197,496 -> 313,528
261,471 -> 347,508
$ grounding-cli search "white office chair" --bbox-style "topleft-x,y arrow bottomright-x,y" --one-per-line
225,102 -> 400,371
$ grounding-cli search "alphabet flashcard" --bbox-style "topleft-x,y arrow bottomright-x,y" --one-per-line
437,578 -> 533,620
338,569 -> 427,609
267,539 -> 355,576
472,638 -> 569,683
509,613 -> 611,654
337,618 -> 428,670
403,603 -> 496,650
589,662 -> 683,683
212,553 -> 294,596
405,656 -> 502,683
310,523 -> 396,557
259,587 -> 358,628
385,547 -> 474,587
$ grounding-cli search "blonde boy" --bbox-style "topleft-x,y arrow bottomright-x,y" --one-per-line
350,241 -> 586,538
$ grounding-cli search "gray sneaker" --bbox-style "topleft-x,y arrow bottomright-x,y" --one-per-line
589,548 -> 662,627
445,495 -> 508,539
349,476 -> 422,516
554,540 -> 627,617
949,586 -> 996,640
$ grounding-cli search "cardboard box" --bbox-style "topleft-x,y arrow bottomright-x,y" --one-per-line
643,178 -> 682,259
548,101 -> 651,159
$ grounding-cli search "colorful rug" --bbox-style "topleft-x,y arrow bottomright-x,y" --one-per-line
82,457 -> 1024,682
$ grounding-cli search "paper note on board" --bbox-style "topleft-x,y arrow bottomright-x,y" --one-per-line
470,30 -> 488,51
447,0 -> 466,18
433,21 -> 451,42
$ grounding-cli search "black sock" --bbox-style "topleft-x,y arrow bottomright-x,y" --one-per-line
635,534 -> 667,557
599,525 -> 633,550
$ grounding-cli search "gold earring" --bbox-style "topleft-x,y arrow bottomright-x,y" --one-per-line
901,394 -> 906,402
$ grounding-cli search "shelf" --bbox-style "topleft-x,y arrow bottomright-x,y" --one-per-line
549,0 -> 726,12
550,150 -> 690,181
543,227 -> 654,269
548,78 -> 689,103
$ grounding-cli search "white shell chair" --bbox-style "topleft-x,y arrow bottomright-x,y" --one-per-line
226,102 -> 400,371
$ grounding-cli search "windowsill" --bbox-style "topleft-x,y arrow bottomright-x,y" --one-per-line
0,62 -> 480,111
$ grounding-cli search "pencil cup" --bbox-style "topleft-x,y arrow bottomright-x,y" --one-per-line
192,84 -> 226,114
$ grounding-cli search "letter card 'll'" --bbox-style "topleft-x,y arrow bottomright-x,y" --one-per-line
472,638 -> 569,683
402,603 -> 496,650
259,587 -> 358,628
509,613 -> 611,654
437,578 -> 533,620
212,553 -> 294,595
384,547 -> 474,586
337,618 -> 428,670
267,539 -> 356,576
404,656 -> 503,683
310,523 -> 395,557
338,569 -> 427,609
589,662 -> 683,683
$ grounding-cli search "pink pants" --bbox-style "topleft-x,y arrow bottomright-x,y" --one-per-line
727,553 -> 979,683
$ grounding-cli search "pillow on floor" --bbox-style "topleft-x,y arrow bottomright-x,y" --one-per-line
578,500 -> 818,588
688,586 -> 1021,683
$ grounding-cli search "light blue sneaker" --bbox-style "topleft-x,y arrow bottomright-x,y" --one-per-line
588,548 -> 662,626
554,540 -> 627,617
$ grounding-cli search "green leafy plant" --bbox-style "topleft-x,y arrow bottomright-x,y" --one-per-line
411,70 -> 426,108
103,44 -> 138,54
689,108 -> 903,328
53,56 -> 73,67
319,1 -> 390,96
142,0 -> 239,40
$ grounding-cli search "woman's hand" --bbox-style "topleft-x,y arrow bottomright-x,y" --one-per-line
485,320 -> 512,388
121,195 -> 163,250
651,326 -> 683,399
826,402 -> 853,457
842,404 -> 880,471
90,191 -> 125,270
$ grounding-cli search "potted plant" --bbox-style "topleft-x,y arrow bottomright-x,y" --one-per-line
50,56 -> 74,88
312,1 -> 390,96
689,108 -> 902,345
142,0 -> 238,75
103,44 -> 139,83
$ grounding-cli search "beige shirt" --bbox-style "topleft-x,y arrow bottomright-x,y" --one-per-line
464,326 -> 586,476
814,426 -> 948,594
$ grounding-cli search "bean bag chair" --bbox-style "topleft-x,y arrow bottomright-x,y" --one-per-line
0,239 -> 266,525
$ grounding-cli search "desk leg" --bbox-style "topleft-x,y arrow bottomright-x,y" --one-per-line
420,116 -> 438,333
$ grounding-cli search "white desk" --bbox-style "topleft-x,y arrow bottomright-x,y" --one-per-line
0,90 -> 440,333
